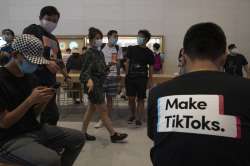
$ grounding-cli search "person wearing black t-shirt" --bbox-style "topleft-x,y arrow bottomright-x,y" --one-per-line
23,6 -> 69,125
224,43 -> 249,78
0,35 -> 84,166
148,23 -> 250,166
125,30 -> 154,126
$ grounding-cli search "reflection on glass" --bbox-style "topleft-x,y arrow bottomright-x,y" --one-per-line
85,36 -> 163,51
59,42 -> 66,50
69,41 -> 79,49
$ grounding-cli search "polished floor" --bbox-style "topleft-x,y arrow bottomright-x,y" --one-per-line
57,99 -> 153,166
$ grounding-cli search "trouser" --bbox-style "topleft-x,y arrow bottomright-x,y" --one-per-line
0,125 -> 85,166
40,96 -> 60,125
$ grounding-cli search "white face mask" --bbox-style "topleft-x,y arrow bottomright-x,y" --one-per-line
41,19 -> 57,33
95,39 -> 103,48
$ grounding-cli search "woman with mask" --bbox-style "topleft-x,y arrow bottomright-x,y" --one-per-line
80,27 -> 128,143
94,30 -> 123,128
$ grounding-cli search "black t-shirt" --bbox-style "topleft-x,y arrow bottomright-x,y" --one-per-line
66,54 -> 84,72
127,45 -> 154,78
148,71 -> 250,166
224,54 -> 248,77
0,67 -> 41,144
23,24 -> 62,86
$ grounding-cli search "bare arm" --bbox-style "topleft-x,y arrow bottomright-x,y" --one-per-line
148,65 -> 154,88
124,59 -> 129,75
0,87 -> 54,129
244,65 -> 250,78
0,98 -> 33,129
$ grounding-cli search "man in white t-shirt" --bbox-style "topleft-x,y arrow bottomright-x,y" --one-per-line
94,30 -> 123,128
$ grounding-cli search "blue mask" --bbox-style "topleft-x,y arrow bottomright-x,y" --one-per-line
109,38 -> 118,45
17,59 -> 38,74
137,37 -> 145,45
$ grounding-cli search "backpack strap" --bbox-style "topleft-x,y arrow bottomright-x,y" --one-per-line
101,43 -> 106,50
115,45 -> 119,53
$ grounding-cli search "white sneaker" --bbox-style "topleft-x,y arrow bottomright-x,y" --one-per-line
94,120 -> 103,129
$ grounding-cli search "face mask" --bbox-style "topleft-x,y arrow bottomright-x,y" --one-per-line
95,39 -> 103,48
109,38 -> 118,45
17,59 -> 38,74
137,37 -> 145,45
41,19 -> 57,33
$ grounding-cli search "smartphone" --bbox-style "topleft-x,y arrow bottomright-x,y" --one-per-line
51,82 -> 61,89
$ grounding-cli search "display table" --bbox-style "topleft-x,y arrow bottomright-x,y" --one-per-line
56,73 -> 174,85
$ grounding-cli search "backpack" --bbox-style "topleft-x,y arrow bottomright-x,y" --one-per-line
153,53 -> 162,71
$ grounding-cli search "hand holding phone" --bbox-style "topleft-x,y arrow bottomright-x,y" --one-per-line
51,82 -> 61,89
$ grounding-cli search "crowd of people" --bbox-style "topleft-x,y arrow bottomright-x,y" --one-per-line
0,5 -> 250,166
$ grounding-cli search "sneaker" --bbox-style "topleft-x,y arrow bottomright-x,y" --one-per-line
85,133 -> 96,141
110,132 -> 128,143
135,120 -> 142,127
127,116 -> 135,124
94,120 -> 103,129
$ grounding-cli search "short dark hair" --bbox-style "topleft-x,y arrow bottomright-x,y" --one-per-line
153,43 -> 160,50
107,30 -> 118,39
138,29 -> 151,42
66,48 -> 71,52
2,29 -> 15,36
178,49 -> 183,59
183,22 -> 226,60
88,27 -> 103,40
40,6 -> 60,19
228,44 -> 236,50
82,47 -> 87,50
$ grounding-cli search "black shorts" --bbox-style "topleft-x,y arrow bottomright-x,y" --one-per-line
84,81 -> 105,105
125,76 -> 148,99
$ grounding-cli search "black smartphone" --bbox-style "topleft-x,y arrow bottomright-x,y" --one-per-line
51,82 -> 61,89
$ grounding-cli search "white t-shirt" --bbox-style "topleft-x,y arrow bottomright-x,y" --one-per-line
102,44 -> 123,77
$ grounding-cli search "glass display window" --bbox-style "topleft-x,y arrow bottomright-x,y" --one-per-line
84,35 -> 164,52
57,35 -> 85,53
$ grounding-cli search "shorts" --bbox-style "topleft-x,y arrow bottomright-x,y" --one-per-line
84,82 -> 105,105
125,76 -> 148,99
103,76 -> 119,97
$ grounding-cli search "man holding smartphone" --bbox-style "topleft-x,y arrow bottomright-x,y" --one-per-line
0,34 -> 84,166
